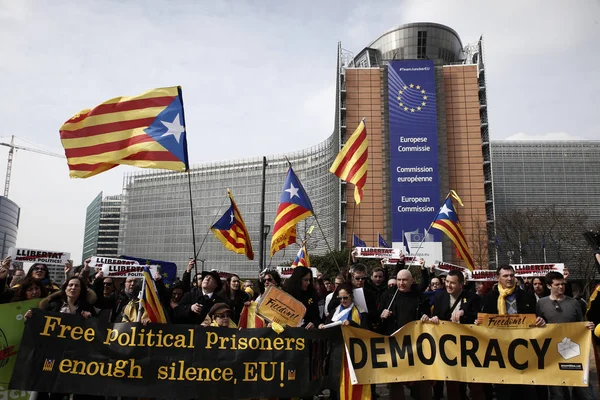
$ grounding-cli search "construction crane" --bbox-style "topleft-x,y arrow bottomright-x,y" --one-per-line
0,135 -> 66,198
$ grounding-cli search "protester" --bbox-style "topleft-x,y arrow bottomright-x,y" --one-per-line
387,278 -> 397,289
40,276 -> 95,318
324,274 -> 345,317
218,273 -> 247,324
208,302 -> 237,328
319,283 -> 365,328
283,266 -> 320,329
475,281 -> 493,298
323,277 -> 333,294
378,269 -> 431,400
13,277 -> 48,303
480,265 -> 544,400
93,273 -> 139,323
423,276 -> 444,306
9,267 -> 25,288
423,270 -> 484,400
18,262 -> 61,293
175,269 -> 225,324
537,271 -> 595,400
531,276 -> 550,301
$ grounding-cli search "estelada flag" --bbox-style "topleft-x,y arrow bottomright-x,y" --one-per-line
60,86 -> 189,178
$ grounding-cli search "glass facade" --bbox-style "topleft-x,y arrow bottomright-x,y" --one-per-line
118,138 -> 340,278
82,192 -> 122,262
352,22 -> 464,67
491,141 -> 600,266
0,196 -> 19,258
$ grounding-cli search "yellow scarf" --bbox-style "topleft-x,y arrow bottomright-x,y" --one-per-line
497,285 -> 516,315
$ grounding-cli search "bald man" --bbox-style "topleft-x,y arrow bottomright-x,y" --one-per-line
378,269 -> 431,399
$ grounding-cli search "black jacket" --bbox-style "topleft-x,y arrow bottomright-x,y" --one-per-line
481,286 -> 536,314
92,278 -> 134,323
378,284 -> 430,335
432,289 -> 481,324
174,289 -> 227,324
40,290 -> 97,317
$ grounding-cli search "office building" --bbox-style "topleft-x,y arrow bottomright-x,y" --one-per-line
82,192 -> 122,262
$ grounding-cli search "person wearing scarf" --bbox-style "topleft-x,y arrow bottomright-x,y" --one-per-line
480,265 -> 545,400
319,284 -> 364,329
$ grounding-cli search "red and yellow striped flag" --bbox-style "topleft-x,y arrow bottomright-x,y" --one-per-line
330,119 -> 368,204
60,86 -> 189,178
141,267 -> 167,323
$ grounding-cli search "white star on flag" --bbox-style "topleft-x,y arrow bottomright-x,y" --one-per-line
439,203 -> 453,217
285,183 -> 300,199
160,113 -> 185,142
229,212 -> 234,224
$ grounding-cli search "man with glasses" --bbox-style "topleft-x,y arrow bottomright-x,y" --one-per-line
537,271 -> 595,400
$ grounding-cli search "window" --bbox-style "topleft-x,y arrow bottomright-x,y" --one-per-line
417,31 -> 427,59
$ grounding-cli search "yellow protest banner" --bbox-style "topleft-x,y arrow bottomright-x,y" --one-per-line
342,321 -> 591,387
477,313 -> 538,328
256,286 -> 306,327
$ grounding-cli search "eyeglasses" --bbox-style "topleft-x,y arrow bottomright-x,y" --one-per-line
215,312 -> 232,319
553,300 -> 562,312
263,278 -> 273,282
354,277 -> 366,281
33,267 -> 46,272
337,296 -> 350,301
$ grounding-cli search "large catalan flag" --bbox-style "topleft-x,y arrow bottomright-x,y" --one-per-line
141,266 -> 167,323
60,86 -> 189,178
330,119 -> 368,204
430,192 -> 475,270
270,167 -> 314,257
211,190 -> 254,260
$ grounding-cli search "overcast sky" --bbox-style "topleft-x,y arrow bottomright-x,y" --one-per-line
0,0 -> 598,263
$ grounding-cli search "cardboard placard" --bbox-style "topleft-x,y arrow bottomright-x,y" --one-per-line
256,286 -> 307,327
477,313 -> 538,329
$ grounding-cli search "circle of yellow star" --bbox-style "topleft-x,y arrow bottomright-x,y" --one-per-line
409,84 -> 414,88
417,106 -> 421,111
410,108 -> 415,112
404,107 -> 408,111
423,95 -> 428,100
403,85 -> 407,90
422,102 -> 426,106
421,89 -> 426,94
416,85 -> 421,89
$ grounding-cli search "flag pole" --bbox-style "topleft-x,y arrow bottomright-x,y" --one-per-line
347,202 -> 358,268
194,192 -> 229,269
186,171 -> 199,279
259,156 -> 268,272
312,212 -> 341,272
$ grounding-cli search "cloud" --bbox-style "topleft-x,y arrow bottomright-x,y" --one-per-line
503,132 -> 585,141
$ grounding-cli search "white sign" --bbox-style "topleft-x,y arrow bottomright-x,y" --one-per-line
89,256 -> 157,279
276,266 -> 319,279
7,247 -> 70,265
355,247 -> 403,258
510,263 -> 565,277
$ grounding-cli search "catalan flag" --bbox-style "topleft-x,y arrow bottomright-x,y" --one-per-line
430,192 -> 475,270
238,302 -> 265,329
60,86 -> 189,178
339,309 -> 371,400
330,119 -> 368,204
211,190 -> 254,260
141,266 -> 167,323
291,244 -> 310,267
270,167 -> 314,256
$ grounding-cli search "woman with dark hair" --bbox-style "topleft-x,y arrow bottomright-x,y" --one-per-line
218,274 -> 247,324
283,266 -> 321,329
319,283 -> 365,328
22,263 -> 60,293
531,276 -> 550,301
256,269 -> 282,302
13,278 -> 48,302
40,276 -> 96,318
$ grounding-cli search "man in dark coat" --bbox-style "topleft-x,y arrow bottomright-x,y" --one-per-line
480,265 -> 545,400
424,269 -> 484,400
174,270 -> 225,324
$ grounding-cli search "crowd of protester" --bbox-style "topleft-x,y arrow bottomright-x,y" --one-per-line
0,252 -> 599,400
